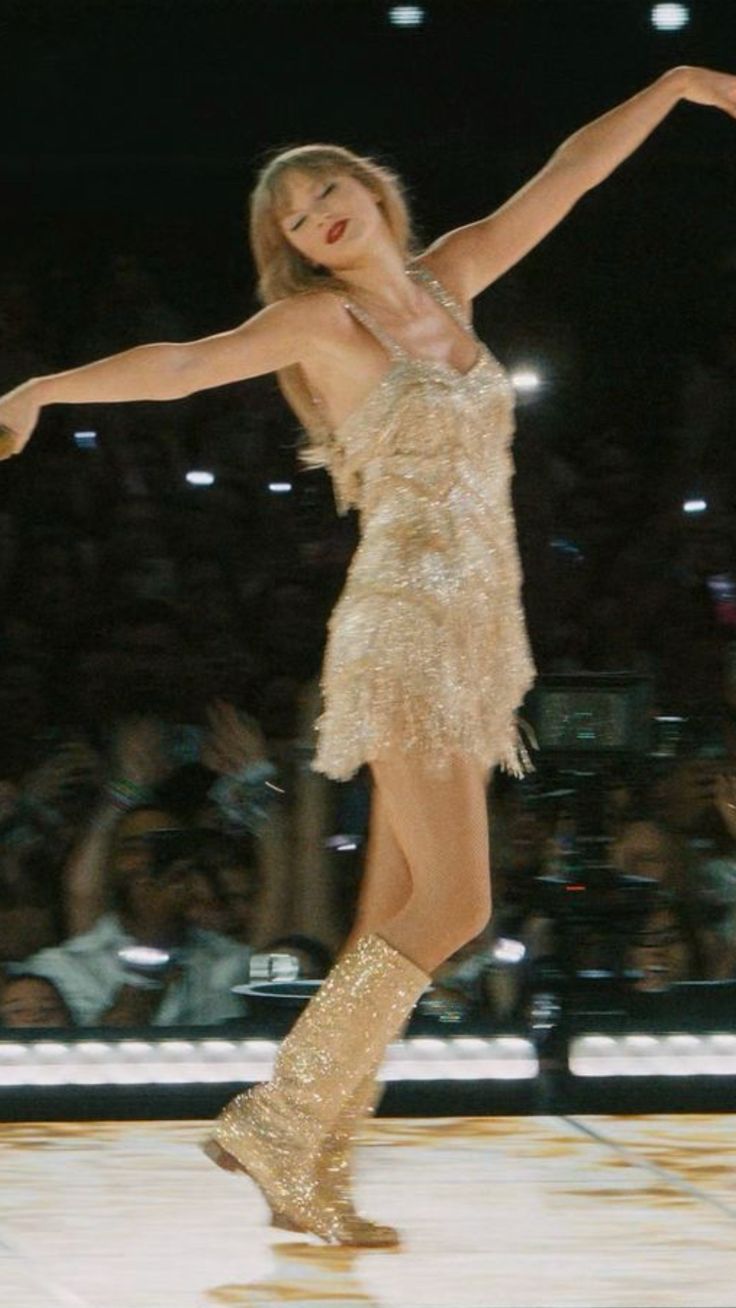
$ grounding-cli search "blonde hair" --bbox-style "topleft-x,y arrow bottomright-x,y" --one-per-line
248,143 -> 420,475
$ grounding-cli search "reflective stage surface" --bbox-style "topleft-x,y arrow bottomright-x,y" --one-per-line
2,1114 -> 736,1307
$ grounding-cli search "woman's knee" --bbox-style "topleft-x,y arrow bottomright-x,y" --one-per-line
409,880 -> 492,954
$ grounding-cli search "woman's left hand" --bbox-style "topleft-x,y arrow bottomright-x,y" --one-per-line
678,66 -> 736,116
714,770 -> 736,840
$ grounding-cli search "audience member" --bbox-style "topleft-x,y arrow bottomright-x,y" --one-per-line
0,972 -> 73,1029
22,806 -> 253,1026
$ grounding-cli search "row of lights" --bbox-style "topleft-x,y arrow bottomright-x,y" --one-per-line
388,5 -> 691,30
2,1030 -> 735,1086
571,1032 -> 736,1076
0,1036 -> 538,1087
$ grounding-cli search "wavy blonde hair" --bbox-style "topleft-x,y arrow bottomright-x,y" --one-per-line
248,143 -> 420,468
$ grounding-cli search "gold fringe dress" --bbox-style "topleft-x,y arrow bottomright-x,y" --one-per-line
301,261 -> 538,783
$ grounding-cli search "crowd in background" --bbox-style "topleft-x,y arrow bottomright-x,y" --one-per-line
1,250 -> 736,1032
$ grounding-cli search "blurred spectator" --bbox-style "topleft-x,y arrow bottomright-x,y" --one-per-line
610,819 -> 715,990
22,804 -> 253,1027
184,829 -> 262,943
0,973 -> 73,1029
0,740 -> 103,861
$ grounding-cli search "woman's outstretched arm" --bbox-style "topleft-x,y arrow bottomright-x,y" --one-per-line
425,65 -> 736,301
0,291 -> 336,460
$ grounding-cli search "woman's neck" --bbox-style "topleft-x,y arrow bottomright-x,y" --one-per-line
334,240 -> 421,316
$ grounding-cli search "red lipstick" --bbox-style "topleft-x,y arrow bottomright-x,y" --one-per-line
326,219 -> 348,245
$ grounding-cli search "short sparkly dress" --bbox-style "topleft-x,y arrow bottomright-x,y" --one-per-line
302,260 -> 538,783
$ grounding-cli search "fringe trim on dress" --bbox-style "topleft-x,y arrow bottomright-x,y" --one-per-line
497,714 -> 539,780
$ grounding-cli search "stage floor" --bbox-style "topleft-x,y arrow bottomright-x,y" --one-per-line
1,1114 -> 735,1307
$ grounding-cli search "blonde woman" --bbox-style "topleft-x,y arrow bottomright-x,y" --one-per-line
1,65 -> 735,1246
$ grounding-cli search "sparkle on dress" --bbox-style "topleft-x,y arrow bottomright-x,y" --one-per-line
300,260 -> 538,782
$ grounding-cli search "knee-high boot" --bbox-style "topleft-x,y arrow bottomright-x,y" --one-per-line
202,933 -> 429,1245
269,1071 -> 391,1243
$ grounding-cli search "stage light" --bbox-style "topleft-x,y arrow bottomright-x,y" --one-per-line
683,497 -> 707,514
185,470 -> 215,486
650,3 -> 690,31
388,5 -> 425,26
268,480 -> 292,493
511,368 -> 541,393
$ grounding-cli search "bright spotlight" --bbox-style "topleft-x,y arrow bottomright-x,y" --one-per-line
511,368 -> 542,393
388,5 -> 425,27
650,3 -> 690,31
268,481 -> 292,494
683,498 -> 707,514
185,470 -> 215,486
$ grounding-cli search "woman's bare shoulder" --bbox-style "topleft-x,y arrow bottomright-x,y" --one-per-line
278,286 -> 354,352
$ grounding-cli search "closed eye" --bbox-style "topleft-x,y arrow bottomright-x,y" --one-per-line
290,181 -> 336,232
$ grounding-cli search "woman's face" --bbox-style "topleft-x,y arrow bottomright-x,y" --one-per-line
276,169 -> 384,270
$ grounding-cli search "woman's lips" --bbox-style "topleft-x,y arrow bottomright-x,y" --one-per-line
326,219 -> 348,244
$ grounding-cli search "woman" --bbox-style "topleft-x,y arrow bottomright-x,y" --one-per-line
1,65 -> 735,1246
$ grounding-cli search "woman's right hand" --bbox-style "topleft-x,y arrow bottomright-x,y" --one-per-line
0,381 -> 43,461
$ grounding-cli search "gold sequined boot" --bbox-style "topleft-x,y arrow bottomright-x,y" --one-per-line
202,933 -> 429,1245
269,1072 -> 397,1245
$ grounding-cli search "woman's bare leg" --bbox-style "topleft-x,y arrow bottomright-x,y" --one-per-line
367,751 -> 492,974
340,782 -> 413,956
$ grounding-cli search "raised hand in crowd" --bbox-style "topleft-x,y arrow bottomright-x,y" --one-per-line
23,742 -> 101,814
4,741 -> 103,853
62,717 -> 174,937
201,698 -> 270,774
110,715 -> 174,797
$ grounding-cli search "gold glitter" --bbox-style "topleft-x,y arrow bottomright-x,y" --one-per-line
204,933 -> 429,1245
301,262 -> 538,782
271,1072 -> 397,1244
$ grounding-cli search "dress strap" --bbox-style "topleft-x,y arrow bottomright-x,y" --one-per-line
406,261 -> 472,332
342,298 -> 406,363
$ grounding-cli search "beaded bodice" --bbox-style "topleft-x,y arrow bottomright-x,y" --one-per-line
298,261 -> 517,527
